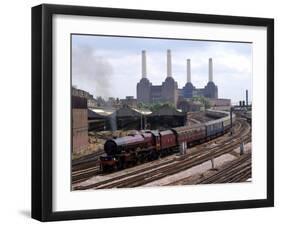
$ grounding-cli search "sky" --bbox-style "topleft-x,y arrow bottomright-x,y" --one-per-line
72,34 -> 252,104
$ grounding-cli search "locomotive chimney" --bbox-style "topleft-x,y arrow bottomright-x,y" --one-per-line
209,58 -> 213,82
167,49 -> 172,77
187,59 -> 191,83
141,50 -> 147,78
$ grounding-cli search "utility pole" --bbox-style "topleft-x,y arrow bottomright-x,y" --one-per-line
140,114 -> 142,130
240,140 -> 245,155
211,158 -> 215,169
230,106 -> 233,135
246,89 -> 249,107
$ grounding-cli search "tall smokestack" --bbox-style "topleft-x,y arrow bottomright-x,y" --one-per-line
246,89 -> 248,106
167,49 -> 172,77
141,50 -> 147,78
209,58 -> 213,82
187,59 -> 191,83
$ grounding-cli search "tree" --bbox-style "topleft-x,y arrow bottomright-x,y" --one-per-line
191,96 -> 211,109
137,102 -> 176,111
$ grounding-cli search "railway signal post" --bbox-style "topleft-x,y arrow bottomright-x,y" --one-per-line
230,107 -> 234,135
211,157 -> 215,169
240,141 -> 245,155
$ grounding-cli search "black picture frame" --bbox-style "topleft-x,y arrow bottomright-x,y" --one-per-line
32,4 -> 274,222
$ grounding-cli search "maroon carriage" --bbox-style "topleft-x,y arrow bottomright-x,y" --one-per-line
172,124 -> 206,146
159,130 -> 177,150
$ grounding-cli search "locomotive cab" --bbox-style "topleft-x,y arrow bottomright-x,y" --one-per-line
149,130 -> 161,151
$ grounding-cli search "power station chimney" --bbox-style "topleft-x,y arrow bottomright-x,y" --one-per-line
187,59 -> 191,83
141,50 -> 147,78
246,89 -> 248,106
167,49 -> 172,77
209,58 -> 213,82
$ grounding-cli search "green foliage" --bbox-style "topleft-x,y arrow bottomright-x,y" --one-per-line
137,102 -> 176,111
136,102 -> 147,109
191,96 -> 211,109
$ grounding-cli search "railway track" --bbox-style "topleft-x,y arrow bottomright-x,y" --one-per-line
72,150 -> 104,183
197,153 -> 251,184
165,152 -> 251,186
74,118 -> 250,190
72,116 -> 238,184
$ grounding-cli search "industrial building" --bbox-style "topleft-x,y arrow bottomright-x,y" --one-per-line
137,50 -> 218,105
181,58 -> 218,99
72,86 -> 98,108
137,50 -> 178,105
177,99 -> 202,112
209,98 -> 231,111
120,96 -> 138,108
72,95 -> 88,154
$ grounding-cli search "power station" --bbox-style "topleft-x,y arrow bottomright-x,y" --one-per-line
137,50 -> 218,105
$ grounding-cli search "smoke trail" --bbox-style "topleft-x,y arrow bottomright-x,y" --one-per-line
72,44 -> 113,98
109,112 -> 117,131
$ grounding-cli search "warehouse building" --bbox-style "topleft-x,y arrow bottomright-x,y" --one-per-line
120,96 -> 138,108
147,105 -> 187,129
209,98 -> 231,111
72,95 -> 88,154
87,105 -> 186,131
88,108 -> 114,131
72,86 -> 98,107
114,106 -> 151,130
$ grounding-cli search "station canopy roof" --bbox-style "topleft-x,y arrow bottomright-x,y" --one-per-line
88,105 -> 184,118
115,106 -> 143,117
132,108 -> 152,115
148,106 -> 186,117
88,108 -> 114,118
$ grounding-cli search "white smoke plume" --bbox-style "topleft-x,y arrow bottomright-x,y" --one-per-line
72,44 -> 113,98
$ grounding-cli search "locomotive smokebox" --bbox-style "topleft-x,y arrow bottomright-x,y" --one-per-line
104,140 -> 119,155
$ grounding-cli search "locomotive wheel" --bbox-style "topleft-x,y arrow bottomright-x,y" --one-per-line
155,152 -> 160,160
117,160 -> 124,170
160,149 -> 168,157
137,155 -> 145,164
151,151 -> 159,160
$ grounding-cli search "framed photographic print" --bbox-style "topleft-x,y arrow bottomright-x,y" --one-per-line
32,4 -> 274,221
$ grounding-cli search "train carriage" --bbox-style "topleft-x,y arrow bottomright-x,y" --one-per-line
159,130 -> 177,150
223,117 -> 231,131
206,109 -> 229,119
171,124 -> 205,145
223,113 -> 236,132
205,119 -> 224,137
